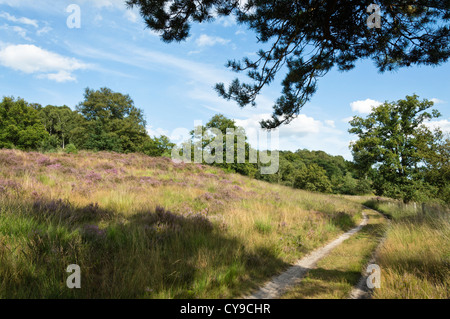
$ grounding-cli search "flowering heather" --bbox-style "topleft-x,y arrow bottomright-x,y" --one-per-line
232,185 -> 244,192
81,224 -> 107,242
0,149 -> 373,299
32,198 -> 110,224
200,192 -> 214,201
0,150 -> 23,167
0,179 -> 21,194
36,156 -> 57,166
77,202 -> 111,222
85,171 -> 102,183
104,168 -> 119,175
32,198 -> 72,218
47,164 -> 62,170
139,176 -> 162,187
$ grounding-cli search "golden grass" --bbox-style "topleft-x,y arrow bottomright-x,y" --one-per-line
281,210 -> 387,299
0,149 -> 363,298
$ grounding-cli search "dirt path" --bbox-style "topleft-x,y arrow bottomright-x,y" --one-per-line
245,212 -> 369,299
349,207 -> 390,299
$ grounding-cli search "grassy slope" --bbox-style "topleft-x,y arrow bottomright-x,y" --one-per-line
281,209 -> 387,299
0,149 -> 364,299
364,199 -> 450,299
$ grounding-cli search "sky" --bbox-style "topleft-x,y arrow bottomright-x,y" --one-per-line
0,0 -> 449,160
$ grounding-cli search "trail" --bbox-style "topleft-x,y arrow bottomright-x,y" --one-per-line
349,206 -> 390,299
245,212 -> 369,299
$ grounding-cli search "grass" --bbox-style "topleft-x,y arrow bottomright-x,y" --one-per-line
281,209 -> 387,299
363,199 -> 450,299
0,149 -> 364,299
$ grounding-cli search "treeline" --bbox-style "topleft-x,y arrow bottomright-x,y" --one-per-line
187,114 -> 370,195
0,88 -> 174,157
0,87 -> 369,196
3,88 -> 447,202
259,150 -> 372,195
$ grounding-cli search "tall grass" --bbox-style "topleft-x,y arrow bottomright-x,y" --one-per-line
0,149 -> 363,298
364,198 -> 449,299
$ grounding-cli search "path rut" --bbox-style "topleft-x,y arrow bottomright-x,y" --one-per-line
245,212 -> 369,299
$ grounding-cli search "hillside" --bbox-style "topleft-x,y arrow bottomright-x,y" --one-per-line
0,149 -> 365,298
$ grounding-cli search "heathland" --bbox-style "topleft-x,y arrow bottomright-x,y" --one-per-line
0,149 -> 448,298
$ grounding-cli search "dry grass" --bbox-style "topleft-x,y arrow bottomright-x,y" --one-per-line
281,210 -> 387,299
364,199 -> 450,299
0,149 -> 363,298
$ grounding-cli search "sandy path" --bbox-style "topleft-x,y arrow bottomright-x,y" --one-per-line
349,207 -> 389,299
245,212 -> 369,299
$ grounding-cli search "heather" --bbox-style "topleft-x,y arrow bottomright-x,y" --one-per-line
0,149 -> 364,298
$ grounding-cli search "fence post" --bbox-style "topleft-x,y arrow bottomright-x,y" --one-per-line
422,202 -> 426,216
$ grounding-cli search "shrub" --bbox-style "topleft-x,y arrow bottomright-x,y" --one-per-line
65,143 -> 78,154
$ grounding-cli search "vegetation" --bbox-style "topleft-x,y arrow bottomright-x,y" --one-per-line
350,95 -> 449,203
0,89 -> 175,157
0,149 -> 365,298
281,209 -> 387,299
127,0 -> 450,128
363,198 -> 450,299
189,114 -> 372,196
2,91 -> 448,203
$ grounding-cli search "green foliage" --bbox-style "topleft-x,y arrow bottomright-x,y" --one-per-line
191,114 -> 258,177
141,135 -> 175,157
0,97 -> 49,150
65,143 -> 78,154
75,87 -> 149,153
349,95 -> 448,203
127,0 -> 450,128
38,105 -> 79,150
294,163 -> 332,193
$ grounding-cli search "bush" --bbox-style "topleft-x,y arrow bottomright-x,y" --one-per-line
64,144 -> 78,154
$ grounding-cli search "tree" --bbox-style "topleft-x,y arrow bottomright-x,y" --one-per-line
0,97 -> 49,150
293,163 -> 332,193
419,129 -> 450,203
75,88 -> 149,153
127,0 -> 450,128
190,114 -> 258,176
349,95 -> 445,202
141,135 -> 175,157
39,105 -> 79,149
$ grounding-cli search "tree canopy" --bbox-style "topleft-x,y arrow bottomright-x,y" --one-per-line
126,0 -> 450,128
349,95 -> 448,202
0,97 -> 49,150
75,88 -> 149,153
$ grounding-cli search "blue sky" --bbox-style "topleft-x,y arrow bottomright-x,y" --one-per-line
0,0 -> 449,160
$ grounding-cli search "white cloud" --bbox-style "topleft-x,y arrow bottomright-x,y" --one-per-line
431,98 -> 445,105
341,116 -> 354,123
234,113 -> 351,158
36,26 -> 52,36
196,34 -> 230,47
0,25 -> 32,41
124,9 -> 139,23
236,113 -> 322,147
0,11 -> 38,27
325,120 -> 335,128
216,16 -> 236,27
425,119 -> 450,134
350,98 -> 382,114
0,44 -> 88,82
147,126 -> 169,138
